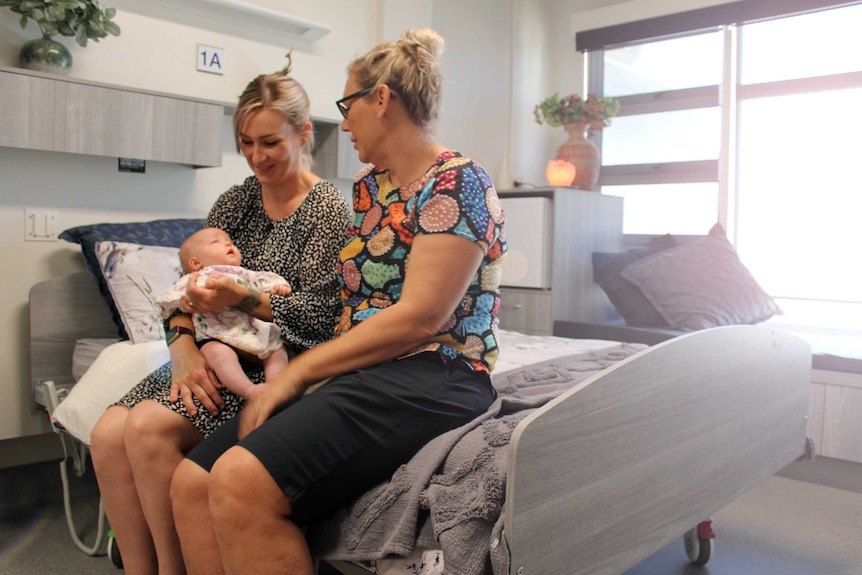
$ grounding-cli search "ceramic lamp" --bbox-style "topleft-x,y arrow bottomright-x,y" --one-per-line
546,159 -> 576,187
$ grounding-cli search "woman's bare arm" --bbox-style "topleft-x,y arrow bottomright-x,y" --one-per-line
239,233 -> 484,437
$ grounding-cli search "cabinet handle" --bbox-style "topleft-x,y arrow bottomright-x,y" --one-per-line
507,304 -> 523,310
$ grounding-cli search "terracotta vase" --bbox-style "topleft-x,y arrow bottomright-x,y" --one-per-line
555,123 -> 601,190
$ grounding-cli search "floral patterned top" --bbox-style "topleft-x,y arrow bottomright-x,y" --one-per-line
337,151 -> 507,373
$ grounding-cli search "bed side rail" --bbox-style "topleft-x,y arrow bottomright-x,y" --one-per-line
29,272 -> 118,397
505,325 -> 811,575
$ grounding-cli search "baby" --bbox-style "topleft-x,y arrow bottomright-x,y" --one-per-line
157,227 -> 291,401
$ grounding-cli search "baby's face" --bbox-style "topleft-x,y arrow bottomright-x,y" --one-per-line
191,228 -> 242,268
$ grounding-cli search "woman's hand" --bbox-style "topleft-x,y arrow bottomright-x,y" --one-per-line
168,337 -> 225,416
183,272 -> 242,314
238,376 -> 304,439
184,272 -> 275,321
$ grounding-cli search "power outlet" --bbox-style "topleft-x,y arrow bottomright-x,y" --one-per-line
32,379 -> 48,414
24,208 -> 59,241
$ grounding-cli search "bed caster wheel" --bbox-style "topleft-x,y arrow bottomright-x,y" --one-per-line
107,531 -> 123,569
683,519 -> 715,567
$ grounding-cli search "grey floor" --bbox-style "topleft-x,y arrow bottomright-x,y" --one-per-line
1,458 -> 862,574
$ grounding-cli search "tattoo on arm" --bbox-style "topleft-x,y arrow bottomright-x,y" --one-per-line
236,289 -> 264,313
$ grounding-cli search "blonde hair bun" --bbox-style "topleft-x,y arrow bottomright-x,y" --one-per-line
349,28 -> 446,130
401,28 -> 444,60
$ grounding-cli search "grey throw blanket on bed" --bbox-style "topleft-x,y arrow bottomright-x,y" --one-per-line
308,343 -> 644,575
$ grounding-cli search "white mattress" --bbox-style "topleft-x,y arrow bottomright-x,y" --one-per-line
62,330 -> 625,575
494,330 -> 627,375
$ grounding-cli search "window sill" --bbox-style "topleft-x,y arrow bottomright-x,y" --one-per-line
764,317 -> 862,363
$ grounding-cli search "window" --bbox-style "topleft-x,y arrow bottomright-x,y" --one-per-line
596,31 -> 724,236
602,108 -> 721,166
584,2 -> 862,342
740,4 -> 862,84
603,33 -> 722,96
605,183 -> 718,235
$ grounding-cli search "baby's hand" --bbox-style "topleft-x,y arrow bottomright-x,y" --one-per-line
270,284 -> 292,297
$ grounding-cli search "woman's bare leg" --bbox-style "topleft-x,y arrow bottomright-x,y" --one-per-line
171,459 -> 227,575
90,405 -> 158,575
125,400 -> 203,575
172,446 -> 313,575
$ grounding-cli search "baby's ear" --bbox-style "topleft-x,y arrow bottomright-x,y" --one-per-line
188,257 -> 204,272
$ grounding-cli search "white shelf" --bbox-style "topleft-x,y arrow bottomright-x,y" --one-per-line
111,0 -> 331,45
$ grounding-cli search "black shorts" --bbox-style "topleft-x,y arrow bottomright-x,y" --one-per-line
185,352 -> 495,525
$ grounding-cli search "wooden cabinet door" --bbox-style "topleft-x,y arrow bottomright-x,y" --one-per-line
498,288 -> 553,335
0,69 -> 222,167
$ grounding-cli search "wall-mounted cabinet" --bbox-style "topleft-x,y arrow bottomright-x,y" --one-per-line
0,66 -> 224,168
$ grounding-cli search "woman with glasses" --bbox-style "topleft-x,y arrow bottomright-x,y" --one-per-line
171,28 -> 506,575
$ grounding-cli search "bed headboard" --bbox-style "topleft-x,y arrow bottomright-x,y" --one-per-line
29,271 -> 118,388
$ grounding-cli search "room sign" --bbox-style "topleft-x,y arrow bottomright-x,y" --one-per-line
197,44 -> 225,75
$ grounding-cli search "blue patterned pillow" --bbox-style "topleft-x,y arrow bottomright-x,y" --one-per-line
59,218 -> 205,338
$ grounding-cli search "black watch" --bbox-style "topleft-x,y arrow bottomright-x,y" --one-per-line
165,326 -> 194,346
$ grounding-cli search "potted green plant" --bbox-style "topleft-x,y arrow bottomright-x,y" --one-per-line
533,92 -> 620,132
0,0 -> 121,75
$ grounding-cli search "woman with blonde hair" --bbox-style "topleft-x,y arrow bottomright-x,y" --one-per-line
171,28 -> 506,574
89,64 -> 350,575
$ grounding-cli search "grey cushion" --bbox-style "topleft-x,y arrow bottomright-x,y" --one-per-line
620,224 -> 781,331
592,234 -> 676,327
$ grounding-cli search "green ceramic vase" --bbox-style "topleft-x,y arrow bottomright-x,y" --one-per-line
19,37 -> 72,76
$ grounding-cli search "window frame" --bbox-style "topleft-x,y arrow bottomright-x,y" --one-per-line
584,4 -> 862,333
588,17 -> 862,241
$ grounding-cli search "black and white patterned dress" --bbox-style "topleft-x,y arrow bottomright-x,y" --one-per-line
116,176 -> 351,436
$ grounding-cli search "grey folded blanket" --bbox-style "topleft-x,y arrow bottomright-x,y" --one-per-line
308,343 -> 644,575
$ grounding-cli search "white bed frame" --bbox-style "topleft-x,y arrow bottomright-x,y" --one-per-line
30,271 -> 812,574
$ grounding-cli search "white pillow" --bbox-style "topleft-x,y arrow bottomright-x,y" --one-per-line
95,241 -> 183,343
72,338 -> 121,381
53,340 -> 170,445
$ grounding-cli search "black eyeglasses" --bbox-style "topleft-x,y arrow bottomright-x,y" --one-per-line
335,87 -> 373,119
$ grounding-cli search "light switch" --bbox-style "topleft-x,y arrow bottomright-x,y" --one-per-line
25,208 -> 59,241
